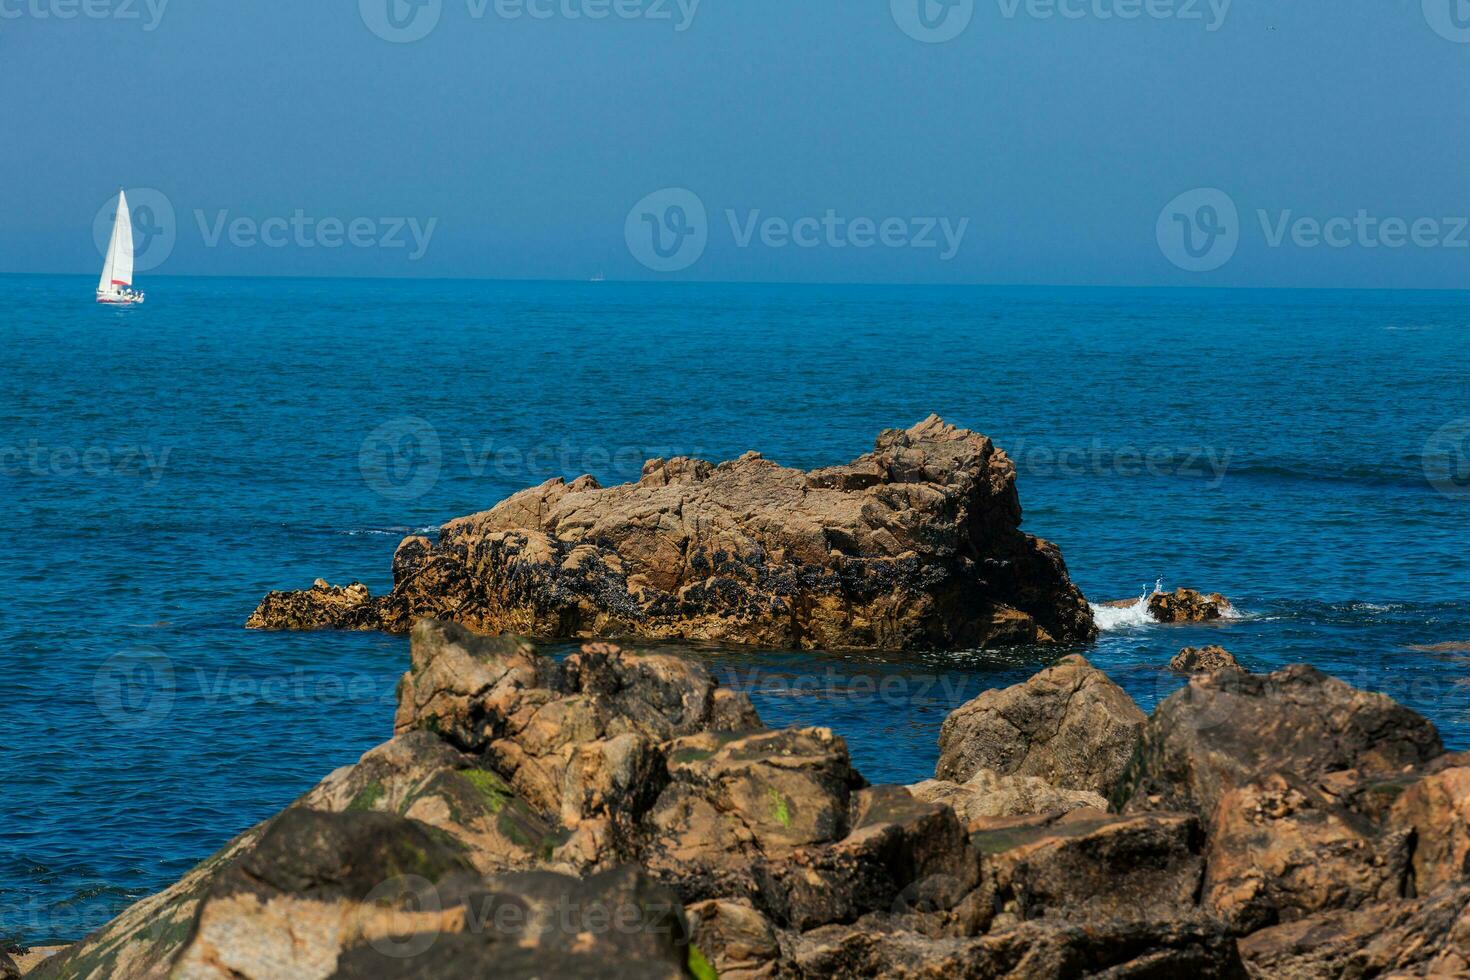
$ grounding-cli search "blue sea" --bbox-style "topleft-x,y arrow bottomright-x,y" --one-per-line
4,273 -> 1469,945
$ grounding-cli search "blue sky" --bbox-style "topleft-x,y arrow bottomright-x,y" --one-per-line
3,0 -> 1469,287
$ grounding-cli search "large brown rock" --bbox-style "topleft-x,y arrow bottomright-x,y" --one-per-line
393,619 -> 761,850
1388,757 -> 1470,895
1237,882 -> 1470,979
59,625 -> 1470,979
971,808 -> 1206,928
249,417 -> 1096,650
1201,774 -> 1411,933
755,785 -> 979,931
684,900 -> 782,980
909,769 -> 1107,827
790,915 -> 1247,979
1114,664 -> 1444,818
935,655 -> 1146,794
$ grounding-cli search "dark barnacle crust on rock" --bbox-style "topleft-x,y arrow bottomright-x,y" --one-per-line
34,622 -> 1470,978
249,417 -> 1097,650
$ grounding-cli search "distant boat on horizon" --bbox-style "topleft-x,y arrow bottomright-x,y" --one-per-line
97,189 -> 144,305
589,271 -> 606,282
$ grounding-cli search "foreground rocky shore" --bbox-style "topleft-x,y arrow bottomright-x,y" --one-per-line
30,623 -> 1470,979
248,417 -> 1096,650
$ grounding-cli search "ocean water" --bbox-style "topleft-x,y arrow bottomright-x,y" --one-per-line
3,273 -> 1469,945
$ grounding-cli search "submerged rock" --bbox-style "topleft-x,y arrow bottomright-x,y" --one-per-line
1170,645 -> 1244,675
935,654 -> 1145,794
248,417 -> 1096,650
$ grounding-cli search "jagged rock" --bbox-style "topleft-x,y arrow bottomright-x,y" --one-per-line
168,808 -> 479,978
641,727 -> 864,912
971,809 -> 1205,927
1170,645 -> 1243,675
935,655 -> 1145,794
790,914 -> 1247,978
0,950 -> 18,980
1201,773 -> 1411,934
684,900 -> 781,980
249,417 -> 1097,650
1388,757 -> 1470,895
909,769 -> 1106,827
1114,664 -> 1443,818
299,730 -> 565,875
331,865 -> 694,980
52,627 -> 1470,980
394,620 -> 760,843
755,785 -> 979,932
1237,882 -> 1470,979
1149,588 -> 1233,623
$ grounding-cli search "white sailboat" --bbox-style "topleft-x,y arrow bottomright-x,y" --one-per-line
97,189 -> 145,305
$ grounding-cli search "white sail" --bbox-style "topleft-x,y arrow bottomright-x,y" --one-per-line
98,190 -> 135,294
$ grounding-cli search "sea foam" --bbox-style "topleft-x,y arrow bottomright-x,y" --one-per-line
1089,579 -> 1163,631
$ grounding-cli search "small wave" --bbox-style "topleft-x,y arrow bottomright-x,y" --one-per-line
339,525 -> 440,538
1090,580 -> 1162,631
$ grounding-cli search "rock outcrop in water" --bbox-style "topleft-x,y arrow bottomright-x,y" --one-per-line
248,417 -> 1097,650
1169,645 -> 1243,675
34,629 -> 1470,979
1148,587 -> 1234,623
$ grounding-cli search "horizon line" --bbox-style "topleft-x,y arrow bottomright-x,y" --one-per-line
2,270 -> 1468,295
